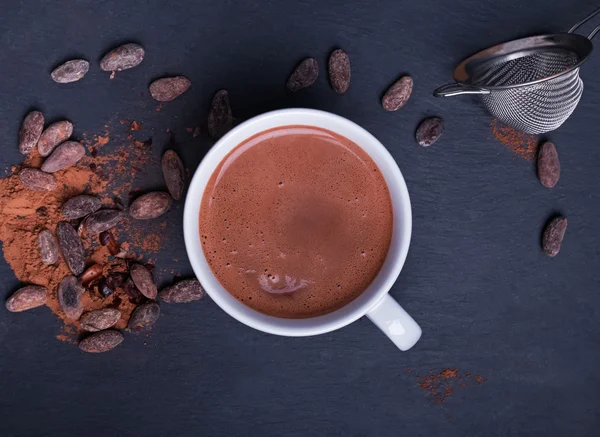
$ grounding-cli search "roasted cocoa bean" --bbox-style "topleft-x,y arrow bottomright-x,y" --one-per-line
80,308 -> 121,332
416,117 -> 444,147
56,221 -> 85,275
129,192 -> 172,220
100,43 -> 144,72
38,229 -> 59,265
160,279 -> 205,303
19,168 -> 56,191
537,142 -> 560,188
5,285 -> 47,312
37,120 -> 73,157
161,150 -> 185,200
328,49 -> 351,94
128,302 -> 160,332
149,76 -> 191,101
382,76 -> 413,111
41,141 -> 85,173
208,90 -> 233,140
51,59 -> 89,83
58,275 -> 85,320
19,111 -> 44,154
80,264 -> 104,286
79,330 -> 124,353
62,195 -> 102,219
542,216 -> 568,257
130,263 -> 157,300
85,209 -> 125,234
287,58 -> 319,91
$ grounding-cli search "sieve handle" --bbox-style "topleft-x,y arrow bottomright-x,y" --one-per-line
568,6 -> 600,39
433,83 -> 490,97
589,25 -> 600,40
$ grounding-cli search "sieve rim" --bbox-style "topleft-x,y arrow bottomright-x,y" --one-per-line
453,33 -> 593,91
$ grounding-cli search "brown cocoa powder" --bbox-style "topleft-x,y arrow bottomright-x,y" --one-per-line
490,118 -> 539,160
416,368 -> 486,404
1,123 -> 177,342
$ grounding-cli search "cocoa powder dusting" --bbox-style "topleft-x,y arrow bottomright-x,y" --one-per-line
490,118 -> 539,160
1,122 -> 173,342
416,368 -> 485,404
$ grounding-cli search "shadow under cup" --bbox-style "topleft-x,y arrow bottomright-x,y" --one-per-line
184,108 -> 412,338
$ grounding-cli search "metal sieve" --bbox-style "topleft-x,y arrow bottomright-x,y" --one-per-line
434,7 -> 600,134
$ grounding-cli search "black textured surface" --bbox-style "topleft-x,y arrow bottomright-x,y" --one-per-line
1,1 -> 600,436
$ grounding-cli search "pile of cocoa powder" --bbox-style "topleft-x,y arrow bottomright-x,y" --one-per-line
1,110 -> 208,352
1,129 -> 167,337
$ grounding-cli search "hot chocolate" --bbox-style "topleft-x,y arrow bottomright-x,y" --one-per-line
199,125 -> 393,318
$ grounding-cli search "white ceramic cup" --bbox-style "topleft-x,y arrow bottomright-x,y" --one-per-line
183,108 -> 421,351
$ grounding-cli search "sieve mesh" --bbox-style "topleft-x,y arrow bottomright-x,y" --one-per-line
471,50 -> 580,87
464,49 -> 583,134
480,68 -> 583,134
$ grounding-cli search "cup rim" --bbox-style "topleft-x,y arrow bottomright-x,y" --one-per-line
183,108 -> 412,336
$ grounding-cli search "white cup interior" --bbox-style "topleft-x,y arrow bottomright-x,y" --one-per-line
183,108 -> 412,336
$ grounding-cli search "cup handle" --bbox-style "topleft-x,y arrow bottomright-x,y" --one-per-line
366,294 -> 422,351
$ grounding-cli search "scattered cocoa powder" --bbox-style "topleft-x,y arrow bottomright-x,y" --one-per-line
0,121 -> 178,342
490,118 -> 539,160
415,368 -> 485,404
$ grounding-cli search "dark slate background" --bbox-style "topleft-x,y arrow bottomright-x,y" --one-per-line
1,0 -> 599,436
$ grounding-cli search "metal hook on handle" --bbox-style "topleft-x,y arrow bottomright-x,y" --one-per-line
433,83 -> 490,97
588,25 -> 600,40
568,6 -> 600,39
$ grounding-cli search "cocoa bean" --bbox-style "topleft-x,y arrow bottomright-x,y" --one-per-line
128,302 -> 160,332
149,76 -> 191,101
38,229 -> 59,265
208,90 -> 233,140
287,58 -> 319,92
80,308 -> 121,332
537,142 -> 560,188
37,120 -> 73,157
328,49 -> 351,94
51,59 -> 89,83
62,195 -> 102,219
41,141 -> 85,173
542,217 -> 568,257
79,330 -> 124,353
100,43 -> 144,72
80,264 -> 104,286
19,168 -> 56,191
85,209 -> 125,234
130,263 -> 157,300
416,117 -> 444,147
160,279 -> 205,303
129,192 -> 172,220
5,285 -> 47,312
382,76 -> 413,111
58,275 -> 85,320
161,150 -> 184,200
19,111 -> 44,154
56,221 -> 85,275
